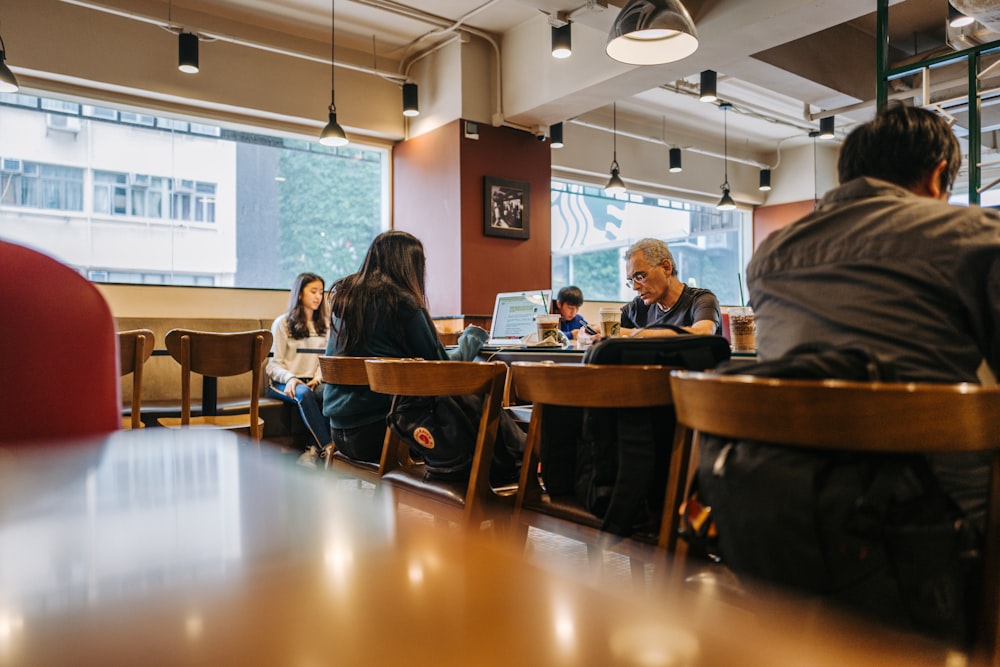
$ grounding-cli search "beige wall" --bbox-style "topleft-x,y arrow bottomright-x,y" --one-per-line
97,284 -> 287,320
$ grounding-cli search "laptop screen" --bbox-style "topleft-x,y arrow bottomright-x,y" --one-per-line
488,290 -> 551,345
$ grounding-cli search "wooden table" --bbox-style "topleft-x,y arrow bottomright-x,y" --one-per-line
0,429 -> 957,665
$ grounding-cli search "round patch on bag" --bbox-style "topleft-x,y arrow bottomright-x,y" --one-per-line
413,426 -> 435,449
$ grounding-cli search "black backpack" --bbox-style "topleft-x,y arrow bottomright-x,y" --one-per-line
697,343 -> 981,645
540,335 -> 731,537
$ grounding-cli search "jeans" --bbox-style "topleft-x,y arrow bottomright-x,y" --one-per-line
267,382 -> 331,450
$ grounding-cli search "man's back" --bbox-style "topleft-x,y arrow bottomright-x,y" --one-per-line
748,176 -> 1000,384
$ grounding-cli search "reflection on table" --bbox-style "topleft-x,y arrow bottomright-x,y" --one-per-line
0,429 -> 956,665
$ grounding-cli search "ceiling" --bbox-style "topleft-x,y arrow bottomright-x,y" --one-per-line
61,0 -> 1000,166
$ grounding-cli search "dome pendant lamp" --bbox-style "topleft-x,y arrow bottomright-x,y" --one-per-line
605,103 -> 627,197
605,0 -> 699,66
319,0 -> 349,147
717,102 -> 736,211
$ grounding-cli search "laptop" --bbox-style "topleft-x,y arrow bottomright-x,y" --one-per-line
485,290 -> 552,347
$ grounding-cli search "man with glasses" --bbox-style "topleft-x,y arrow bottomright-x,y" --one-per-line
619,237 -> 721,337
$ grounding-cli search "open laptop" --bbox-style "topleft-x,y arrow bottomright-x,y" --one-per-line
485,290 -> 552,347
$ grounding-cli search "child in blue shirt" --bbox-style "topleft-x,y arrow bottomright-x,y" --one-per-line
554,285 -> 595,339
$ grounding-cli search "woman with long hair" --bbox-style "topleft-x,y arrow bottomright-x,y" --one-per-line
323,230 -> 522,477
266,272 -> 330,467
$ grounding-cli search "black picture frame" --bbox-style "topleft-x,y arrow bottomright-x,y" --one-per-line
483,176 -> 530,240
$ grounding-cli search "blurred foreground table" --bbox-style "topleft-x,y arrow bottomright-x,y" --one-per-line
0,429 -> 958,666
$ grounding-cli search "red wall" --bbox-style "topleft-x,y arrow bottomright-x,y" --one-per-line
753,200 -> 815,249
393,120 -> 552,318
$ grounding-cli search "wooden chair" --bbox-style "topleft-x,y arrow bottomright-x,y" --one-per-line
668,370 -> 1000,666
364,359 -> 513,529
117,329 -> 155,429
318,355 -> 381,482
157,329 -> 273,441
509,362 -> 681,580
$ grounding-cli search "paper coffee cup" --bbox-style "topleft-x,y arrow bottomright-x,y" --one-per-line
728,307 -> 756,352
599,307 -> 620,338
535,314 -> 560,343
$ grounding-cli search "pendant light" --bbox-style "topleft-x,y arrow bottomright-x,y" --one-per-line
0,32 -> 18,93
717,102 -> 736,211
551,22 -> 572,59
606,0 -> 698,66
550,122 -> 564,149
699,70 -> 716,102
402,82 -> 419,117
669,147 -> 682,173
605,103 -> 627,196
319,0 -> 348,147
178,32 -> 199,73
819,115 -> 835,140
758,168 -> 772,192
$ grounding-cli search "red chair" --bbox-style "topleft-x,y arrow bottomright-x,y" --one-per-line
0,240 -> 120,441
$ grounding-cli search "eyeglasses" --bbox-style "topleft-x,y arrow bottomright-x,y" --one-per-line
625,265 -> 660,289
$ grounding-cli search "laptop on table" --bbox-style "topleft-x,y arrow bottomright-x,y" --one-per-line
484,290 -> 552,348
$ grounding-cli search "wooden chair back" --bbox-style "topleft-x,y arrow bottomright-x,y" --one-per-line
669,370 -> 1000,665
118,329 -> 154,429
509,362 -> 684,556
364,359 -> 510,527
317,355 -> 381,478
158,329 -> 272,440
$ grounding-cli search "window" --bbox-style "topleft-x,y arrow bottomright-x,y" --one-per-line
551,179 -> 748,306
0,92 -> 389,288
1,160 -> 84,211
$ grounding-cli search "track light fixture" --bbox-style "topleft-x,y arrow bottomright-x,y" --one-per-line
550,122 -> 564,149
402,82 -> 419,117
819,116 -> 835,140
669,147 -> 682,173
606,0 -> 698,66
699,70 -> 717,103
948,3 -> 975,28
319,0 -> 348,147
759,168 -> 772,192
717,102 -> 736,211
0,33 -> 18,93
605,103 -> 627,196
178,32 -> 199,73
551,22 -> 572,59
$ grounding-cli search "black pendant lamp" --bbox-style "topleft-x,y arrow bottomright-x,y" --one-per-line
669,147 -> 682,173
717,102 -> 736,211
0,32 -> 18,93
402,82 -> 419,117
699,70 -> 716,102
605,103 -> 627,196
605,0 -> 698,66
178,32 -> 199,73
550,122 -> 564,149
758,168 -> 772,192
551,22 -> 572,59
319,0 -> 348,147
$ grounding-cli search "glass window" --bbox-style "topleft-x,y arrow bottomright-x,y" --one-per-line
551,179 -> 748,305
0,92 -> 389,289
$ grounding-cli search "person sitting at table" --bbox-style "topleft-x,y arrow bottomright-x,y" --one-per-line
266,272 -> 331,469
618,238 -> 720,337
323,230 -> 524,479
553,285 -> 595,340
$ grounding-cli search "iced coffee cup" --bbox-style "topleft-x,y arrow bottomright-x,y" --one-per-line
535,313 -> 561,343
728,306 -> 756,352
599,307 -> 621,338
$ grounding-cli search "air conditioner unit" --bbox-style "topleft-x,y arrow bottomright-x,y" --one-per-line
1,158 -> 22,173
46,113 -> 82,134
130,173 -> 150,186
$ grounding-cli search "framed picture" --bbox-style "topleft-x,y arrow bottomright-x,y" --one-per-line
483,176 -> 530,240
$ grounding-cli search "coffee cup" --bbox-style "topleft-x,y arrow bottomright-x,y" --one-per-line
599,307 -> 621,338
728,307 -> 756,352
535,314 -> 561,343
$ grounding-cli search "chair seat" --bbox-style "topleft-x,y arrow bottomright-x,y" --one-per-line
158,415 -> 265,430
329,450 -> 380,472
382,465 -> 519,508
527,493 -> 603,529
120,418 -> 146,430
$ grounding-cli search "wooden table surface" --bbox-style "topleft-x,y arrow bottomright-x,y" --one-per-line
0,428 -> 958,666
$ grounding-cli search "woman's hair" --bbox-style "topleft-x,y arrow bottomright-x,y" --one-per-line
329,230 -> 428,353
838,102 -> 961,193
286,272 -> 328,339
